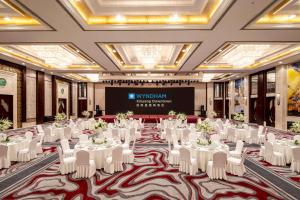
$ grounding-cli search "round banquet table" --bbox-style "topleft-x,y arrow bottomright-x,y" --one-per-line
3,137 -> 29,161
188,143 -> 229,172
74,141 -> 118,169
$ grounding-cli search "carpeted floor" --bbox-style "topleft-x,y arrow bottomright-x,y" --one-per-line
0,124 -> 300,199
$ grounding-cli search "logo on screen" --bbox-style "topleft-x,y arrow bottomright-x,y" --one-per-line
128,93 -> 135,100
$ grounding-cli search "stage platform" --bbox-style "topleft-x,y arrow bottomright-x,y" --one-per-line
99,115 -> 199,123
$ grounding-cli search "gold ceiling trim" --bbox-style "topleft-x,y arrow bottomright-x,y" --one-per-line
0,44 -> 102,70
68,0 -> 223,25
65,73 -> 89,81
104,43 -> 193,70
0,0 -> 41,26
255,0 -> 300,24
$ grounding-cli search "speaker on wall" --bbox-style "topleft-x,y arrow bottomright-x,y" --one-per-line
95,105 -> 102,116
200,105 -> 206,117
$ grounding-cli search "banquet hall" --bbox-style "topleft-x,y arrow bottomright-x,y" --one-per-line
0,0 -> 300,199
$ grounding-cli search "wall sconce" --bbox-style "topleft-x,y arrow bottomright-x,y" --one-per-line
276,93 -> 280,106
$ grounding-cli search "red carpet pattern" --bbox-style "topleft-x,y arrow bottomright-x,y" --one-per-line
2,125 -> 288,200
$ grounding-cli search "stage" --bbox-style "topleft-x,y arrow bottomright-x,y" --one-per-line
99,115 -> 199,123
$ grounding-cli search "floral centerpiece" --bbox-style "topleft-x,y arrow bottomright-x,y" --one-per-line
289,121 -> 300,134
233,113 -> 244,122
196,121 -> 214,134
116,113 -> 127,121
0,133 -> 9,143
0,118 -> 13,132
94,119 -> 107,131
82,111 -> 90,118
92,137 -> 107,145
168,110 -> 176,118
126,111 -> 134,117
55,113 -> 66,122
176,113 -> 187,122
197,138 -> 212,146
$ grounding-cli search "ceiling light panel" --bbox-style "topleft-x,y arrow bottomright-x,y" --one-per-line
198,42 -> 300,70
0,0 -> 51,30
59,0 -> 234,30
0,44 -> 102,70
100,43 -> 197,71
246,0 -> 300,29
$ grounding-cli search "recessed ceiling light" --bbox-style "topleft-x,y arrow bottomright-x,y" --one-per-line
76,49 -> 80,53
120,61 -> 124,64
3,17 -> 11,21
182,49 -> 186,52
51,72 -> 53,74
22,62 -> 26,65
112,49 -> 116,53
218,49 -> 223,52
289,15 -> 297,19
175,61 -> 179,64
278,61 -> 283,64
170,13 -> 180,21
92,61 -> 95,64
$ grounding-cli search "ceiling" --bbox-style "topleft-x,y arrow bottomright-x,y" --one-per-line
0,0 -> 299,82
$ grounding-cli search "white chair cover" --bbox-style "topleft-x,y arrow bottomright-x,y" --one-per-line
36,125 -> 44,134
0,145 -> 10,169
267,133 -> 276,143
229,140 -> 244,157
75,150 -> 96,178
179,147 -> 198,175
265,141 -> 286,166
207,151 -> 227,180
210,134 -> 220,143
227,127 -> 236,142
25,131 -> 33,141
112,129 -> 120,141
18,138 -> 38,162
64,127 -> 72,140
61,139 -> 74,157
246,128 -> 259,144
227,148 -> 247,176
104,146 -> 124,173
58,147 -> 76,174
44,127 -> 57,142
291,148 -> 300,173
36,134 -> 44,154
172,133 -> 181,150
181,129 -> 190,144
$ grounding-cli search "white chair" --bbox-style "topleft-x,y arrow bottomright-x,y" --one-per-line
36,125 -> 44,134
294,135 -> 300,141
71,127 -> 80,138
229,140 -> 244,158
112,129 -> 120,141
165,128 -> 173,144
79,134 -> 88,143
167,130 -> 179,165
44,127 -> 57,142
267,133 -> 276,143
227,148 -> 247,176
36,134 -> 44,154
207,151 -> 227,180
75,150 -> 96,178
246,129 -> 259,144
227,127 -> 236,142
122,131 -> 131,150
172,133 -> 181,150
64,127 -> 72,140
181,129 -> 190,144
60,139 -> 74,157
258,125 -> 265,144
104,146 -> 124,173
264,142 -> 286,166
210,134 -> 220,143
179,147 -> 198,175
123,140 -> 135,164
18,138 -> 38,162
291,148 -> 300,173
57,147 -> 76,174
0,145 -> 10,169
25,131 -> 33,141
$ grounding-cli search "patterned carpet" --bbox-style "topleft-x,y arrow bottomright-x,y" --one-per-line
1,124 -> 299,199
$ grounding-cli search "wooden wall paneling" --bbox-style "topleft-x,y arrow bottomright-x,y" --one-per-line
36,71 -> 45,124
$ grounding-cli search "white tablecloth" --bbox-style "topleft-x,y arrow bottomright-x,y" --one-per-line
74,142 -> 118,169
189,143 -> 229,172
4,138 -> 29,161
